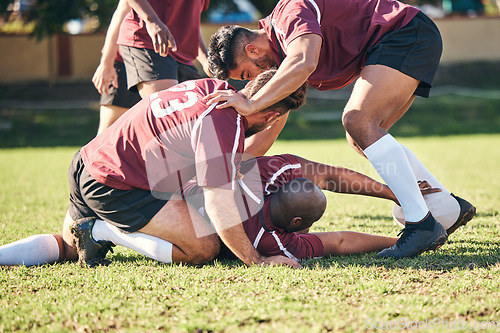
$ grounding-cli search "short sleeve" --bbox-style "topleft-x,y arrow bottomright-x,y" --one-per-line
272,0 -> 323,50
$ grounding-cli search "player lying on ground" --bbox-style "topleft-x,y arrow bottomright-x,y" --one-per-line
0,151 -> 438,267
0,70 -> 307,268
57,155 -> 442,266
168,154 -> 444,261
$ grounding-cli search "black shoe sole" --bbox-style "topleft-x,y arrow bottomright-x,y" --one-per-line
446,194 -> 476,235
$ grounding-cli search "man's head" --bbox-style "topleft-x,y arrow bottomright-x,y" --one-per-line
269,178 -> 327,232
239,69 -> 307,137
208,25 -> 276,81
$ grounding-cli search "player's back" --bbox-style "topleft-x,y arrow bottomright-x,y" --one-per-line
81,79 -> 239,193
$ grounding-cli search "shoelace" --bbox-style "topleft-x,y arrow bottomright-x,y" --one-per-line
396,228 -> 417,247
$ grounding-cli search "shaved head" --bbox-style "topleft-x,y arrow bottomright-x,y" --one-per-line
270,178 -> 327,232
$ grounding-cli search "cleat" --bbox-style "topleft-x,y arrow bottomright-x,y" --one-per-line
377,220 -> 448,259
70,217 -> 115,268
446,194 -> 476,235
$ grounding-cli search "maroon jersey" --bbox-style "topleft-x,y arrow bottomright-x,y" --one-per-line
249,197 -> 323,260
81,79 -> 247,194
117,0 -> 210,65
181,154 -> 324,259
259,0 -> 420,90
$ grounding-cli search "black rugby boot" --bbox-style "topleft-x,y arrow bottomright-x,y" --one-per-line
377,213 -> 448,259
70,217 -> 115,267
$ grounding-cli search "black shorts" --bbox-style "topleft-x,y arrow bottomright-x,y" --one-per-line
67,151 -> 168,233
365,11 -> 443,98
100,60 -> 142,108
119,45 -> 201,92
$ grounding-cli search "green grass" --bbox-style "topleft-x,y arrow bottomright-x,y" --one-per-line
1,136 -> 499,332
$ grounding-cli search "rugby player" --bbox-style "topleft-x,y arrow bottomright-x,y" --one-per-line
205,0 -> 476,258
68,154 -> 439,265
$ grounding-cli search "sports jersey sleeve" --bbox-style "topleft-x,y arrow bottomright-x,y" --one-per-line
272,0 -> 323,50
193,109 -> 245,190
257,231 -> 324,259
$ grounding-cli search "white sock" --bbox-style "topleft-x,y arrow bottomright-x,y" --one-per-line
0,234 -> 60,266
364,134 -> 429,222
401,144 -> 450,195
92,219 -> 173,263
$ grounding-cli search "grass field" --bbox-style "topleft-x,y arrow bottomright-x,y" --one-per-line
0,135 -> 499,332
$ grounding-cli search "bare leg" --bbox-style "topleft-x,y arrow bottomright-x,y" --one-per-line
342,65 -> 447,258
137,197 -> 220,264
97,105 -> 129,134
342,65 -> 418,150
342,65 -> 429,223
137,79 -> 178,99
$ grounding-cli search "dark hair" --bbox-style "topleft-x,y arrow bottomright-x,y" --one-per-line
244,69 -> 307,116
208,25 -> 256,80
272,178 -> 327,232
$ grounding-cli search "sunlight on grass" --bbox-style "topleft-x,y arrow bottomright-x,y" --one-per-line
0,136 -> 499,332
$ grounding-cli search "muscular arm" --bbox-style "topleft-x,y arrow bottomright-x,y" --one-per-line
92,0 -> 130,94
246,34 -> 321,113
314,232 -> 397,256
203,187 -> 300,267
243,113 -> 289,159
126,0 -> 176,56
294,155 -> 399,203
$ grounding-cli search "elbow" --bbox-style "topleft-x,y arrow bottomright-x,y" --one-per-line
298,54 -> 318,77
303,60 -> 317,76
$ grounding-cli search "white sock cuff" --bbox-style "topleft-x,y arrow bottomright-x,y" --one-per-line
363,134 -> 399,161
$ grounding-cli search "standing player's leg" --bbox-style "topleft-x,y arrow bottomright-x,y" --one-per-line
97,60 -> 141,134
342,64 -> 447,258
97,105 -> 128,134
120,46 -> 179,99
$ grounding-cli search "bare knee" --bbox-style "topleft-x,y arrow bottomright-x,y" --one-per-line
342,109 -> 369,148
342,108 -> 386,150
178,234 -> 220,265
342,109 -> 363,137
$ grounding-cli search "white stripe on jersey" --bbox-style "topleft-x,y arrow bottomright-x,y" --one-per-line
190,81 -> 230,150
253,227 -> 265,249
237,179 -> 262,204
307,0 -> 321,26
264,163 -> 302,195
271,231 -> 299,261
230,115 -> 242,191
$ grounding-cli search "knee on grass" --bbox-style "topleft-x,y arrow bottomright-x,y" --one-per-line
178,234 -> 221,265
